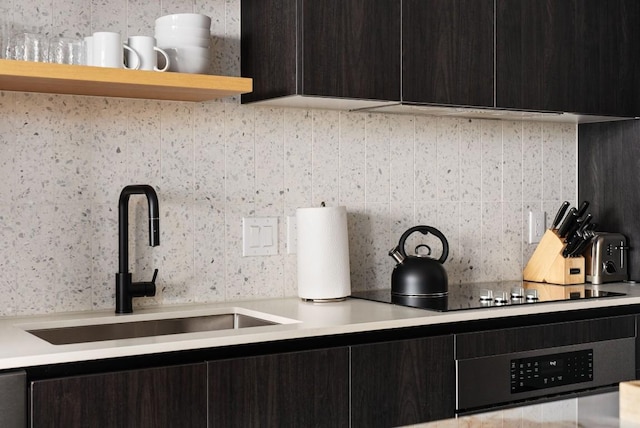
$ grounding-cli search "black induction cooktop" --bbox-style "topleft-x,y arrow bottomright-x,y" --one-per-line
350,281 -> 625,312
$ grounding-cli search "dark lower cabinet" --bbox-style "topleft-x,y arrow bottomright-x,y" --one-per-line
351,335 -> 455,427
207,347 -> 350,427
30,363 -> 207,428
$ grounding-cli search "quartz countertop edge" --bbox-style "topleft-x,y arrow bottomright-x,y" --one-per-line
1,282 -> 640,371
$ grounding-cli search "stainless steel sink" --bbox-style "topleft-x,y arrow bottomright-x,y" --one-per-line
27,312 -> 279,345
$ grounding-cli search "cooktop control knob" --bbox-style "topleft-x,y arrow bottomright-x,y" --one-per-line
494,291 -> 509,304
511,287 -> 524,299
525,289 -> 539,301
479,289 -> 494,301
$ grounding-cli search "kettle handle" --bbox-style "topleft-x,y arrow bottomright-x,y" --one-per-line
397,225 -> 449,264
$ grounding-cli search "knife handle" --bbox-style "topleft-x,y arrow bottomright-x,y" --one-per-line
557,207 -> 577,237
552,201 -> 570,229
575,201 -> 590,218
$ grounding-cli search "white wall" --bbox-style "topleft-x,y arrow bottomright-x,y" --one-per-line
0,0 -> 577,316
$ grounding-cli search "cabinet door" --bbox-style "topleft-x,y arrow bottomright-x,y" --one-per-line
351,335 -> 455,427
497,0 -> 640,116
208,347 -> 349,427
301,0 -> 401,101
30,363 -> 207,428
403,0 -> 494,107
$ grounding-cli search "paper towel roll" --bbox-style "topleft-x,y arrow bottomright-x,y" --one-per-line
296,205 -> 351,301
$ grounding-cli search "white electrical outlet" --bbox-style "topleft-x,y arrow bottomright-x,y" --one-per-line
528,211 -> 546,244
242,217 -> 278,256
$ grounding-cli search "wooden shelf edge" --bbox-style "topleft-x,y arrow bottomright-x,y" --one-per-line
0,59 -> 252,102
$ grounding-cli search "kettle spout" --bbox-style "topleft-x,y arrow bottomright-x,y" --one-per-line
389,247 -> 405,264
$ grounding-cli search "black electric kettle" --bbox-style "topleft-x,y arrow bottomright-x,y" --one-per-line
389,225 -> 449,296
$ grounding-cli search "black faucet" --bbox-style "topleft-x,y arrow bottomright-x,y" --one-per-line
115,185 -> 160,314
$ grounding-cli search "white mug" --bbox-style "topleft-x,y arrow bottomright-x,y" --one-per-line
84,36 -> 93,65
127,36 -> 169,72
92,32 -> 139,69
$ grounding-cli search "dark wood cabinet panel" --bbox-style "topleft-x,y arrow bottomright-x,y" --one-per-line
578,120 -> 640,280
351,335 -> 455,427
241,0 -> 400,103
403,0 -> 494,107
208,347 -> 349,427
30,363 -> 207,428
497,0 -> 640,116
456,315 -> 635,359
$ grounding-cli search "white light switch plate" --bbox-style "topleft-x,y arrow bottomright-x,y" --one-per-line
528,211 -> 546,244
242,217 -> 278,256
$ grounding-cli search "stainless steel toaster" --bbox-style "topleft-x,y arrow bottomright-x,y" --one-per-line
585,232 -> 628,284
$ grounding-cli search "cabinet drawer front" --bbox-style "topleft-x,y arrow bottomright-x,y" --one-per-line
351,335 -> 455,427
456,315 -> 636,359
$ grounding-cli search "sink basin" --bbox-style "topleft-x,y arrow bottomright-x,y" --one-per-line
27,312 -> 280,345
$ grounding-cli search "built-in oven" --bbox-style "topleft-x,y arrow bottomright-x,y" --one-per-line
454,315 -> 636,414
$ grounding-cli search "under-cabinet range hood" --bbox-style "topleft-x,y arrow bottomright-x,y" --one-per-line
248,95 -> 636,124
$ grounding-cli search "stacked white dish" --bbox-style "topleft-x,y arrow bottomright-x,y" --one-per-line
154,13 -> 211,74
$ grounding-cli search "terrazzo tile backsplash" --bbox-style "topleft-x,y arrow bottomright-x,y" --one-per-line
0,0 -> 577,316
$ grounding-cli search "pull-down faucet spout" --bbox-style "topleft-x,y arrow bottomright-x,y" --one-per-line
116,184 -> 160,314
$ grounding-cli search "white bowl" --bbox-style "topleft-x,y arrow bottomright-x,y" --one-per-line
163,47 -> 210,74
155,13 -> 211,29
155,34 -> 210,48
154,25 -> 210,39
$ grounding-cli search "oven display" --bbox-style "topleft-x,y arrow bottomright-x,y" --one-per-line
510,349 -> 593,393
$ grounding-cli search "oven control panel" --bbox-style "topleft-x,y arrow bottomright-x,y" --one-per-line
510,349 -> 593,393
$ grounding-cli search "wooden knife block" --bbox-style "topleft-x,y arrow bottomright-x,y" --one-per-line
523,229 -> 585,285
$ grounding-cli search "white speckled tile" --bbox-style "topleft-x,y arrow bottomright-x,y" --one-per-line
414,115 -> 438,202
436,201 -> 461,283
91,203 -> 118,310
481,120 -> 503,202
482,202 -> 503,281
389,115 -> 415,204
161,102 -> 194,203
503,120 -> 523,202
91,0 -> 128,34
502,201 -> 523,279
126,99 -> 162,188
459,201 -> 483,283
561,123 -> 577,202
283,108 -> 312,206
160,0 -> 195,16
253,106 -> 284,206
437,117 -> 460,202
13,0 -> 51,34
459,119 -> 482,201
312,109 -> 340,206
522,122 -> 543,201
364,203 -> 393,291
542,123 -> 564,201
339,112 -> 366,204
90,97 -> 130,205
127,0 -> 160,36
52,0 -> 90,37
365,113 -> 390,204
193,101 -> 226,203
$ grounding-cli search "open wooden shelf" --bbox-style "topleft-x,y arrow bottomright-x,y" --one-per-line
0,59 -> 252,101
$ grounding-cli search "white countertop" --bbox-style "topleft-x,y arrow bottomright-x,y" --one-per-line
1,282 -> 640,371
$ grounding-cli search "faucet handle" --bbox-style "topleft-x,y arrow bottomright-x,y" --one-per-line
151,268 -> 158,284
130,268 -> 158,298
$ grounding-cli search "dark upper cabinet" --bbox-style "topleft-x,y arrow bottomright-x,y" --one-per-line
403,0 -> 494,107
497,0 -> 640,117
208,347 -> 350,427
30,363 -> 207,428
351,335 -> 455,427
241,0 -> 401,103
